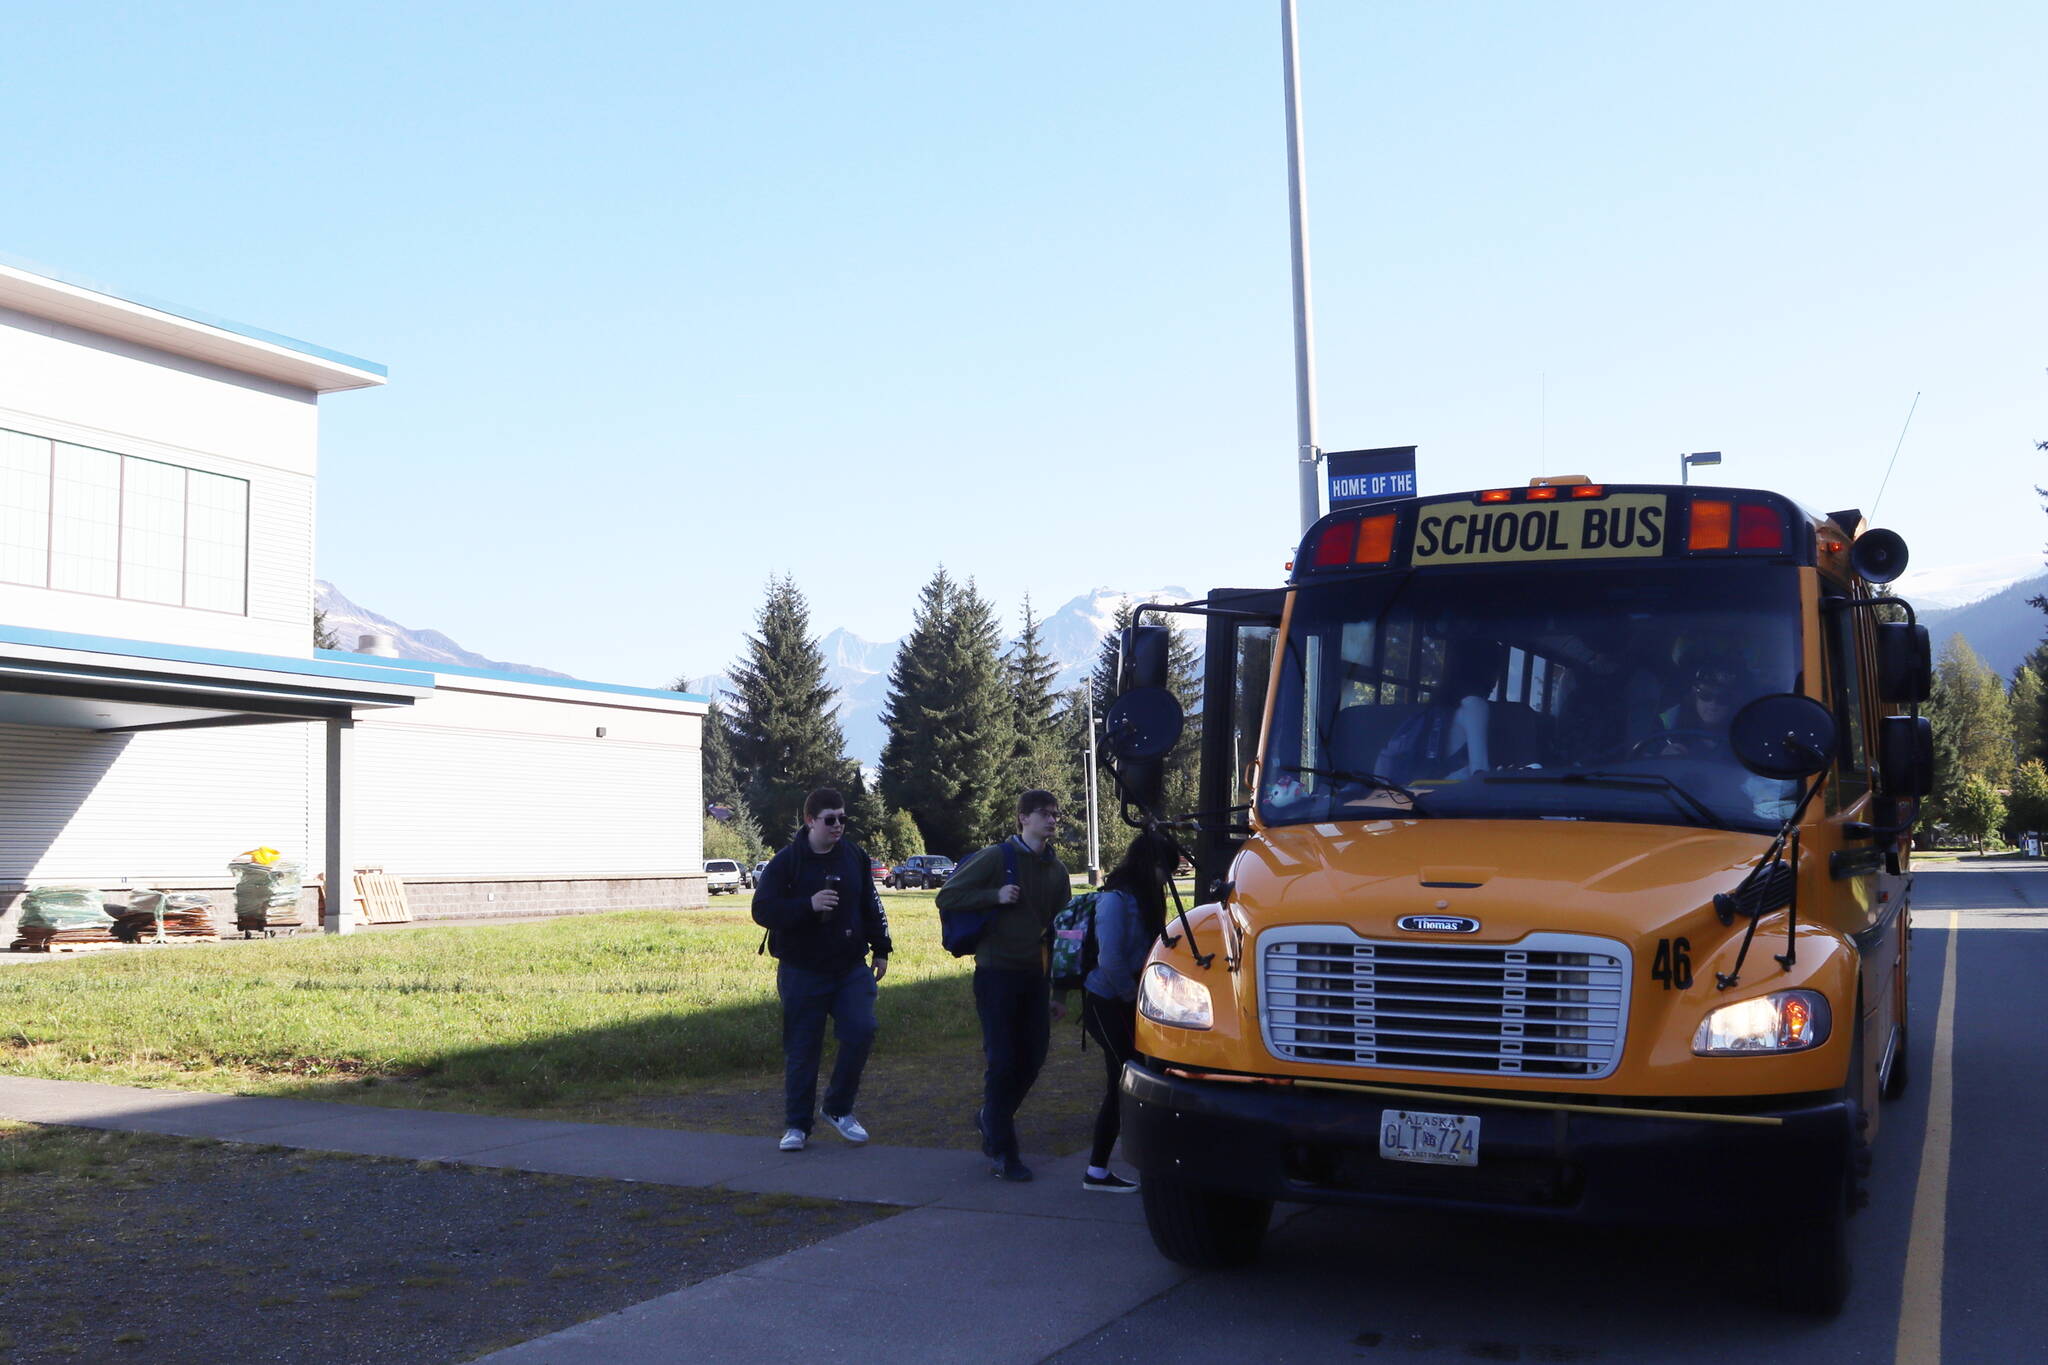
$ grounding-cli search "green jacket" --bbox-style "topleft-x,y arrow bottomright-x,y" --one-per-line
936,835 -> 1070,972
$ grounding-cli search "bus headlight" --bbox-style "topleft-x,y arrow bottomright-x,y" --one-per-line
1139,962 -> 1214,1030
1692,990 -> 1831,1055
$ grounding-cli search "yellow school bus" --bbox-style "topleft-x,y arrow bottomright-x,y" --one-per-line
1106,478 -> 1932,1315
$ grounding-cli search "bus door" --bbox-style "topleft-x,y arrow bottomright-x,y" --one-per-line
1820,580 -> 1897,1107
1196,589 -> 1285,896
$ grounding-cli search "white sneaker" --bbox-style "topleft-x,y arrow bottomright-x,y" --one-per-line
778,1128 -> 807,1152
820,1112 -> 869,1144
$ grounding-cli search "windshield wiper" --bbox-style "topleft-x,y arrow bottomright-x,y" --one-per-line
1279,764 -> 1429,812
1481,770 -> 1717,826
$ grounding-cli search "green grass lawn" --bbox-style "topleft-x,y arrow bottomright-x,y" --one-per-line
0,894 -> 1116,1153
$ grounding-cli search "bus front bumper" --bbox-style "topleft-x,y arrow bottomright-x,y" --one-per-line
1120,1061 -> 1852,1223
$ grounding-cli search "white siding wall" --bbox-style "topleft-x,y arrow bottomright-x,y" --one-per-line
311,683 -> 704,880
0,720 -> 313,886
0,304 -> 319,657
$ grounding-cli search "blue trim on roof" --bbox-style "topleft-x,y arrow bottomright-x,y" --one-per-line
0,623 -> 433,688
0,250 -> 387,378
315,648 -> 707,703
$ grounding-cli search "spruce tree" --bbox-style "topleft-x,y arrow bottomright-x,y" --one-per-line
880,568 -> 957,844
879,568 -> 1017,854
726,576 -> 851,839
2012,664 -> 2046,772
1005,596 -> 1066,794
689,696 -> 745,813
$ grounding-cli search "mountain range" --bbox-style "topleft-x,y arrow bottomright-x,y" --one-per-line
315,581 -> 572,678
317,565 -> 2048,766
684,586 -> 1197,769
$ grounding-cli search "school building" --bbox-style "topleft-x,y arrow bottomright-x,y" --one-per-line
0,255 -> 709,934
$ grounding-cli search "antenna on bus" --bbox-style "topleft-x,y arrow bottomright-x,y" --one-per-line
1868,391 -> 1921,519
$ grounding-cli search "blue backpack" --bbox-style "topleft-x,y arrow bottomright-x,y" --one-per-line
939,840 -> 1017,957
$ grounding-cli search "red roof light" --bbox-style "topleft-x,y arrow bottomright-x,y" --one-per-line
1736,505 -> 1785,550
1312,520 -> 1356,567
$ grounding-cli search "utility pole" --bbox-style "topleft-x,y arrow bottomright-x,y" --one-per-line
1084,686 -> 1102,886
1282,0 -> 1323,535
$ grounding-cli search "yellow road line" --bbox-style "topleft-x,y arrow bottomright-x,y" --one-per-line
1895,910 -> 1959,1365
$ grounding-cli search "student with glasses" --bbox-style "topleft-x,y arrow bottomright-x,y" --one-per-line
936,788 -> 1070,1181
751,788 -> 893,1153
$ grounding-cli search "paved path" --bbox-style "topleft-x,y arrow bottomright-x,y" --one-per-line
0,1075 -> 1176,1362
11,859 -> 2045,1363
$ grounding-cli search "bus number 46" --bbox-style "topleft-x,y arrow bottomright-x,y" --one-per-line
1651,937 -> 1693,990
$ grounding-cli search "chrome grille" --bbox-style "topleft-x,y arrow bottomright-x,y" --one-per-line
1260,928 -> 1630,1079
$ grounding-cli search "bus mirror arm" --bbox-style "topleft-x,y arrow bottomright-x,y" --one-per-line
1716,773 -> 1826,990
1103,759 -> 1216,971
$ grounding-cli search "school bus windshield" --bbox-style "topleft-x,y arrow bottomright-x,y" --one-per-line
1260,563 -> 1803,833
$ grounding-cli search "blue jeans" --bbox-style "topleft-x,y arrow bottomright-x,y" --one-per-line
973,967 -> 1050,1159
779,961 -> 879,1133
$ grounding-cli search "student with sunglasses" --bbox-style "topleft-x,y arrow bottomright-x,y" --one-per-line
752,788 -> 893,1153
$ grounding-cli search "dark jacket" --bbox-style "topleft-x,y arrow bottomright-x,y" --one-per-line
751,834 -> 893,973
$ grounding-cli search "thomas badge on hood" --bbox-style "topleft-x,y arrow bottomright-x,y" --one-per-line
1412,493 -> 1666,566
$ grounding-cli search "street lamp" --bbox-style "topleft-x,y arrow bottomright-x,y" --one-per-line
1680,450 -> 1722,485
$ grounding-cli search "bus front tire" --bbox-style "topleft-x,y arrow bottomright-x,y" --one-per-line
1140,1172 -> 1272,1268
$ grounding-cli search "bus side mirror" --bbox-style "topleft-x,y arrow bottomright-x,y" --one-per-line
1880,715 -> 1935,798
1874,622 -> 1932,703
1120,625 -> 1171,693
1730,694 -> 1839,780
1105,686 -> 1184,812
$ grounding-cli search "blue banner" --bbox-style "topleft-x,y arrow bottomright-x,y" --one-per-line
1326,446 -> 1417,506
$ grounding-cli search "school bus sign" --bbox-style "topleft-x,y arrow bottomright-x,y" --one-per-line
1412,492 -> 1667,565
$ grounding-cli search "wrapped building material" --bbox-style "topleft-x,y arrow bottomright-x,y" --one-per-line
12,887 -> 118,951
231,860 -> 302,932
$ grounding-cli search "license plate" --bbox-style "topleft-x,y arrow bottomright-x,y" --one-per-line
1378,1109 -> 1481,1167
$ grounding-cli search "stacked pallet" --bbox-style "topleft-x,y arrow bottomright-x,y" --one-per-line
11,888 -> 118,952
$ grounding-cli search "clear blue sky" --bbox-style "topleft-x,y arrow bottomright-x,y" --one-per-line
5,2 -> 2042,684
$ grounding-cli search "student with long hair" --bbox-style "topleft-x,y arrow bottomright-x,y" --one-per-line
1072,828 -> 1177,1193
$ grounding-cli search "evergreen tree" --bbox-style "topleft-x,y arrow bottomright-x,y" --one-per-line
880,568 -> 957,846
689,696 -> 745,812
2012,664 -> 2046,772
1925,635 -> 2013,823
313,607 -> 339,651
1004,596 -> 1066,796
2016,641 -> 2048,768
725,576 -> 851,838
879,569 -> 1017,855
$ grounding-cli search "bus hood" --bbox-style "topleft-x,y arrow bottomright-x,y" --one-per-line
1233,819 -> 1773,941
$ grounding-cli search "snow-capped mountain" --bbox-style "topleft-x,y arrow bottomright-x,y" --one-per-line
316,581 -> 572,679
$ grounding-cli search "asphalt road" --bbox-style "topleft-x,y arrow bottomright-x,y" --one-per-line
1053,859 -> 2046,1365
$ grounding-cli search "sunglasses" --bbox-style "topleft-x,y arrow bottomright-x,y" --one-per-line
816,814 -> 849,826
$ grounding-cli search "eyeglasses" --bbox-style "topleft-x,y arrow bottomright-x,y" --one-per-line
1027,809 -> 1062,820
1693,683 -> 1733,702
817,814 -> 848,826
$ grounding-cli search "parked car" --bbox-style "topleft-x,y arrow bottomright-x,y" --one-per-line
889,854 -> 956,889
752,860 -> 770,886
869,858 -> 889,883
704,859 -> 745,895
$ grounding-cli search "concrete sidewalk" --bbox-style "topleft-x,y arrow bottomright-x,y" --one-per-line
0,1076 -> 1190,1362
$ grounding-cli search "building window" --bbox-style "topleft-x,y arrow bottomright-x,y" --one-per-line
0,427 -> 248,614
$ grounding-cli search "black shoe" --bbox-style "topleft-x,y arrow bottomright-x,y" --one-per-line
1082,1170 -> 1139,1194
992,1154 -> 1034,1183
